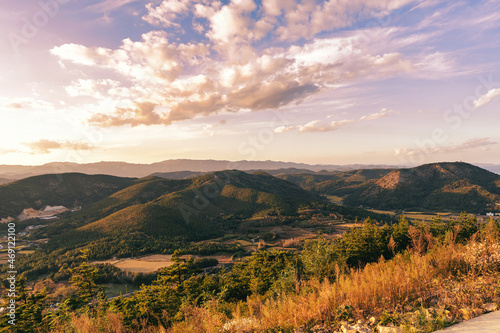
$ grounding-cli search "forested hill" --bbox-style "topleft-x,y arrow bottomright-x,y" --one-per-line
65,170 -> 322,240
0,173 -> 138,219
24,170 -> 324,250
343,162 -> 500,212
278,162 -> 500,213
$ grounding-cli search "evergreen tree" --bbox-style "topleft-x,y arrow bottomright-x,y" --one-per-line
68,249 -> 103,312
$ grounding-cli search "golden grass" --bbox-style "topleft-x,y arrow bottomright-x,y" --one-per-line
168,231 -> 499,333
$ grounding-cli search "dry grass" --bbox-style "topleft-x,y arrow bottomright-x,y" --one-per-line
168,230 -> 500,333
281,237 -> 305,248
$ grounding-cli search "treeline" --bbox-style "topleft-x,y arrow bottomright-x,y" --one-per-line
3,235 -> 241,281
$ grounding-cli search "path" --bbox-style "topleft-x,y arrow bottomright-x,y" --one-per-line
433,311 -> 500,333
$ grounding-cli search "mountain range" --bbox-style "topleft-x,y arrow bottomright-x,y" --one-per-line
3,161 -> 499,280
0,159 -> 408,180
279,162 -> 500,213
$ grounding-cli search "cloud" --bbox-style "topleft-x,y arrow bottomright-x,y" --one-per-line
395,138 -> 497,157
51,32 -> 208,85
0,148 -> 18,155
50,1 -> 445,128
65,79 -> 120,98
359,108 -> 394,121
474,88 -> 500,108
298,119 -> 354,133
24,140 -> 95,154
89,102 -> 164,127
273,0 -> 415,41
1,99 -> 54,111
275,108 -> 395,134
87,0 -> 139,12
143,0 -> 192,28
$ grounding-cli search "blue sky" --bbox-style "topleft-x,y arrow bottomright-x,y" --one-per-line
0,0 -> 499,166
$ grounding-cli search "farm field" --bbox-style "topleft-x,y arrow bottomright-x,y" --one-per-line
92,253 -> 233,273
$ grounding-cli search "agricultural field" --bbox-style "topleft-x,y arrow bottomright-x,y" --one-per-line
92,253 -> 233,273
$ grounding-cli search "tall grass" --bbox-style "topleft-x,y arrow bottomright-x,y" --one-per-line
167,230 -> 499,332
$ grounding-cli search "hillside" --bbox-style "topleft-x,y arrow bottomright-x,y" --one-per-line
344,162 -> 500,212
77,170 -> 321,240
278,169 -> 392,196
0,173 -> 138,219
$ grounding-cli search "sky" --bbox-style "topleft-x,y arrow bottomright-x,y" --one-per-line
0,0 -> 499,166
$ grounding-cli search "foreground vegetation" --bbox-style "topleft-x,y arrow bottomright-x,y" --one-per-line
2,214 -> 499,332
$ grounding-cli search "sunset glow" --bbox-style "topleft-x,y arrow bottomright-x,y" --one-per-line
1,0 -> 499,166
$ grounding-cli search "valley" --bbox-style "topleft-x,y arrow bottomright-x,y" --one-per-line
0,162 -> 499,333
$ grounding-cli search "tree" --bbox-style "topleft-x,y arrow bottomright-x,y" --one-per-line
0,274 -> 47,333
69,249 -> 103,312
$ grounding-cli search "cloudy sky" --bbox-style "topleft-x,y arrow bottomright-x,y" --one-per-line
1,0 -> 499,166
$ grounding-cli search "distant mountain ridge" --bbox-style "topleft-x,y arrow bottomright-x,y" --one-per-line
1,159 -> 498,181
0,159 -> 402,179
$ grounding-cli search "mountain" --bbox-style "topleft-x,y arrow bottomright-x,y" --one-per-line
0,173 -> 138,219
28,170 -> 323,252
151,168 -> 317,180
76,170 -> 321,239
0,160 -> 400,179
343,162 -> 500,213
151,171 -> 206,179
278,169 -> 392,196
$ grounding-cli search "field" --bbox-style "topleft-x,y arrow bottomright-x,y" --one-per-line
92,254 -> 233,273
326,195 -> 344,203
368,209 -> 454,221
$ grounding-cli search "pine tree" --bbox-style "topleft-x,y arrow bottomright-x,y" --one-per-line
69,249 -> 103,313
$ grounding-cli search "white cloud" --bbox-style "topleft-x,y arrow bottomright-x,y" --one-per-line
142,0 -> 192,28
49,1 -> 447,128
474,88 -> 500,108
360,108 -> 394,120
298,119 -> 354,133
65,79 -> 120,98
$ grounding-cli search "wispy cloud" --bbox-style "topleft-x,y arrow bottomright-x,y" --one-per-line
0,148 -> 19,155
24,140 -> 95,154
275,108 -> 395,134
395,138 -> 497,157
474,88 -> 500,108
1,99 -> 53,110
87,0 -> 139,12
